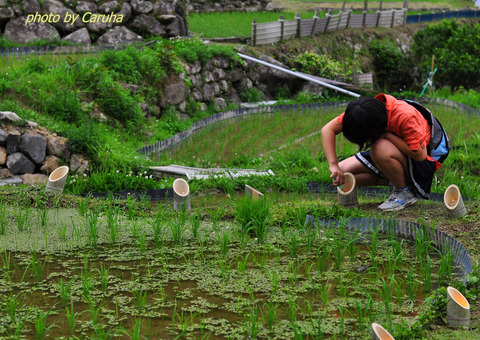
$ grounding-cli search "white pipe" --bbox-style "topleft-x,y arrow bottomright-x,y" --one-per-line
237,53 -> 361,98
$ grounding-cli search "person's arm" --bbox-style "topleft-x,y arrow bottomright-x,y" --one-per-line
321,117 -> 344,185
381,132 -> 427,162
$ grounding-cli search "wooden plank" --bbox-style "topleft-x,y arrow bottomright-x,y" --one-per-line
348,15 -> 364,27
313,17 -> 328,34
256,22 -> 283,30
245,184 -> 264,200
338,13 -> 349,28
364,13 -> 379,27
301,21 -> 315,37
326,15 -> 340,31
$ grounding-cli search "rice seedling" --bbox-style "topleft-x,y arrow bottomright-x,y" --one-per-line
149,213 -> 164,248
235,195 -> 270,244
354,300 -> 366,332
35,200 -> 48,228
85,208 -> 100,248
81,268 -> 95,301
422,255 -> 433,291
306,301 -> 323,339
170,210 -> 187,246
287,296 -> 300,323
97,264 -> 109,292
3,291 -> 23,323
438,245 -> 454,285
14,204 -> 30,231
319,284 -> 331,307
34,308 -> 55,340
0,198 -> 7,234
89,300 -> 103,326
191,211 -> 201,240
288,231 -> 299,258
136,229 -> 148,253
105,202 -> 121,243
262,298 -> 278,331
57,222 -> 68,241
132,318 -> 142,340
219,259 -> 230,282
245,304 -> 259,339
30,251 -> 47,282
379,276 -> 396,328
332,240 -> 347,270
132,284 -> 148,310
316,247 -> 330,272
338,306 -> 346,337
56,277 -> 76,307
219,230 -> 229,257
305,225 -> 316,253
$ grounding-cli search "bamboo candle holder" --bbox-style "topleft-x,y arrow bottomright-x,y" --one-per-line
337,172 -> 358,207
444,184 -> 467,218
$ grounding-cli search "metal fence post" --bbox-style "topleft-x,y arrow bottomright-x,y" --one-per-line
391,9 -> 396,27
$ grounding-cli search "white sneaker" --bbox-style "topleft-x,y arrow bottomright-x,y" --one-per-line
378,187 -> 417,211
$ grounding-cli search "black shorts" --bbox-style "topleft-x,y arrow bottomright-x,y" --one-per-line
355,151 -> 437,199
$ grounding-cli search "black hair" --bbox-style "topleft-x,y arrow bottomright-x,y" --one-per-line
342,97 -> 388,150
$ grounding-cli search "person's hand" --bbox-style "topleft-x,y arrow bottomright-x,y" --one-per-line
329,165 -> 344,187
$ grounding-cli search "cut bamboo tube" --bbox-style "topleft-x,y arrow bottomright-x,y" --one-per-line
447,286 -> 470,328
337,172 -> 358,207
46,166 -> 69,193
444,184 -> 467,218
173,178 -> 191,210
372,323 -> 395,340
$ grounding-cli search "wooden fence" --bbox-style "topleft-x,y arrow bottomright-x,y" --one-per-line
252,8 -> 408,45
251,7 -> 480,46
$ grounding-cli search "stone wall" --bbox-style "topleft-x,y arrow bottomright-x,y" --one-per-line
185,0 -> 279,13
160,48 -> 320,118
0,112 -> 88,186
0,0 -> 188,45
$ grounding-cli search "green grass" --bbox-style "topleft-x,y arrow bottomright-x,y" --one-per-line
188,11 -> 317,38
157,102 -> 480,199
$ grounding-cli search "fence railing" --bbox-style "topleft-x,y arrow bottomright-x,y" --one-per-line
252,8 -> 480,45
405,9 -> 480,24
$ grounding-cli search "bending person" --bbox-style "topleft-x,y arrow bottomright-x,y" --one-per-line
321,93 -> 447,211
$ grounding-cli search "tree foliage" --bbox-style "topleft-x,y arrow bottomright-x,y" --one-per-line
412,20 -> 480,91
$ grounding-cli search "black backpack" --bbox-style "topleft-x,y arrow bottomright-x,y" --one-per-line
403,99 -> 451,164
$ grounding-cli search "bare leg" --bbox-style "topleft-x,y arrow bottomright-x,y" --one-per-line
370,139 -> 408,188
338,156 -> 388,187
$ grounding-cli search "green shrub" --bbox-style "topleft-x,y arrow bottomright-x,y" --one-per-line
100,46 -> 168,85
294,52 -> 342,79
369,39 -> 410,92
101,47 -> 142,83
235,195 -> 271,243
62,122 -> 103,160
169,37 -> 235,64
97,76 -> 144,130
41,90 -> 84,123
24,59 -> 48,74
412,20 -> 480,91
241,87 -> 264,102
